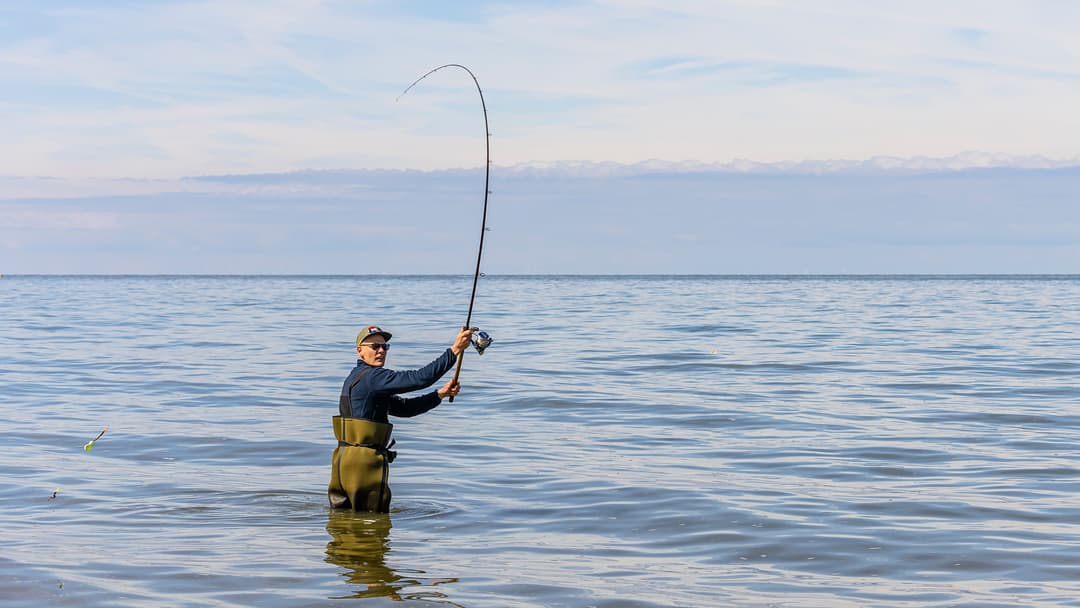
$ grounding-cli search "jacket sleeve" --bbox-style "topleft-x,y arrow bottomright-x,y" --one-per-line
387,392 -> 443,418
365,348 -> 457,395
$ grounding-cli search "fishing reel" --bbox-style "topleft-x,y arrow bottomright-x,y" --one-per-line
470,329 -> 493,355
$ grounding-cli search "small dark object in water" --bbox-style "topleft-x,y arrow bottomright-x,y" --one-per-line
472,330 -> 493,355
48,488 -> 59,500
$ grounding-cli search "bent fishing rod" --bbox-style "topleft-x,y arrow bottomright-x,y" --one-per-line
399,63 -> 493,402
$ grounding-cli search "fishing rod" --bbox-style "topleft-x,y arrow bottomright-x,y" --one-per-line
398,64 -> 493,402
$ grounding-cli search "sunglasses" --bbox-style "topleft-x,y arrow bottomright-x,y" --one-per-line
361,343 -> 390,351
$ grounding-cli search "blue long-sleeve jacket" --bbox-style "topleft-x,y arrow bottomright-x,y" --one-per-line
340,348 -> 457,423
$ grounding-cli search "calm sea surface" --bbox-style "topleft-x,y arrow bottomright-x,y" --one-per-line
1,275 -> 1078,607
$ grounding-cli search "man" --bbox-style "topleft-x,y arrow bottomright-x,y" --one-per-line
329,325 -> 473,512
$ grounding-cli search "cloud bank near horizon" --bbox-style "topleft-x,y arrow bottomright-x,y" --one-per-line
4,164 -> 1077,275
6,152 -> 1080,199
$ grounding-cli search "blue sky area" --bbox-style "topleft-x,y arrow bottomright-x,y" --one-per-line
2,1 -> 1079,273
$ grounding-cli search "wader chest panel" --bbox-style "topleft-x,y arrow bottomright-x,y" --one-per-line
328,416 -> 396,512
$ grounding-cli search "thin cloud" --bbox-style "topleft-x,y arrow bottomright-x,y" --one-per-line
627,56 -> 864,86
6,207 -> 119,231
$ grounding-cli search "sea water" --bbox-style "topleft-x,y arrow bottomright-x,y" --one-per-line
1,275 -> 1078,607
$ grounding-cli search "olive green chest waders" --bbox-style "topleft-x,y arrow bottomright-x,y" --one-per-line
329,370 -> 397,512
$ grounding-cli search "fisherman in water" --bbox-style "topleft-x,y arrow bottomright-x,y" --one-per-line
329,324 -> 474,512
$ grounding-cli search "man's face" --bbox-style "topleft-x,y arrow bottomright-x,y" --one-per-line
357,337 -> 389,367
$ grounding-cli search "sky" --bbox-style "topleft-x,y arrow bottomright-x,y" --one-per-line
2,1 -> 1079,274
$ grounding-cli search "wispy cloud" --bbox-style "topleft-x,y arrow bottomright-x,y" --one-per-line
6,208 -> 118,231
937,58 -> 1080,82
628,56 -> 863,86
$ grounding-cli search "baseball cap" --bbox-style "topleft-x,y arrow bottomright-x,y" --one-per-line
356,325 -> 392,346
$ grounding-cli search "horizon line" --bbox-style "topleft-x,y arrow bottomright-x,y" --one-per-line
5,273 -> 1079,279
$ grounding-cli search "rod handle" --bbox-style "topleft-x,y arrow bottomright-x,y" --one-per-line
448,350 -> 465,403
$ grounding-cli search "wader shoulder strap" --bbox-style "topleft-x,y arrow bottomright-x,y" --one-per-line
339,368 -> 372,418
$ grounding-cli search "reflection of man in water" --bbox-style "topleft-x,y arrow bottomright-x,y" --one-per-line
325,511 -> 461,602
324,511 -> 401,600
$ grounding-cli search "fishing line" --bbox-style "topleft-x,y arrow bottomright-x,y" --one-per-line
398,64 -> 493,401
